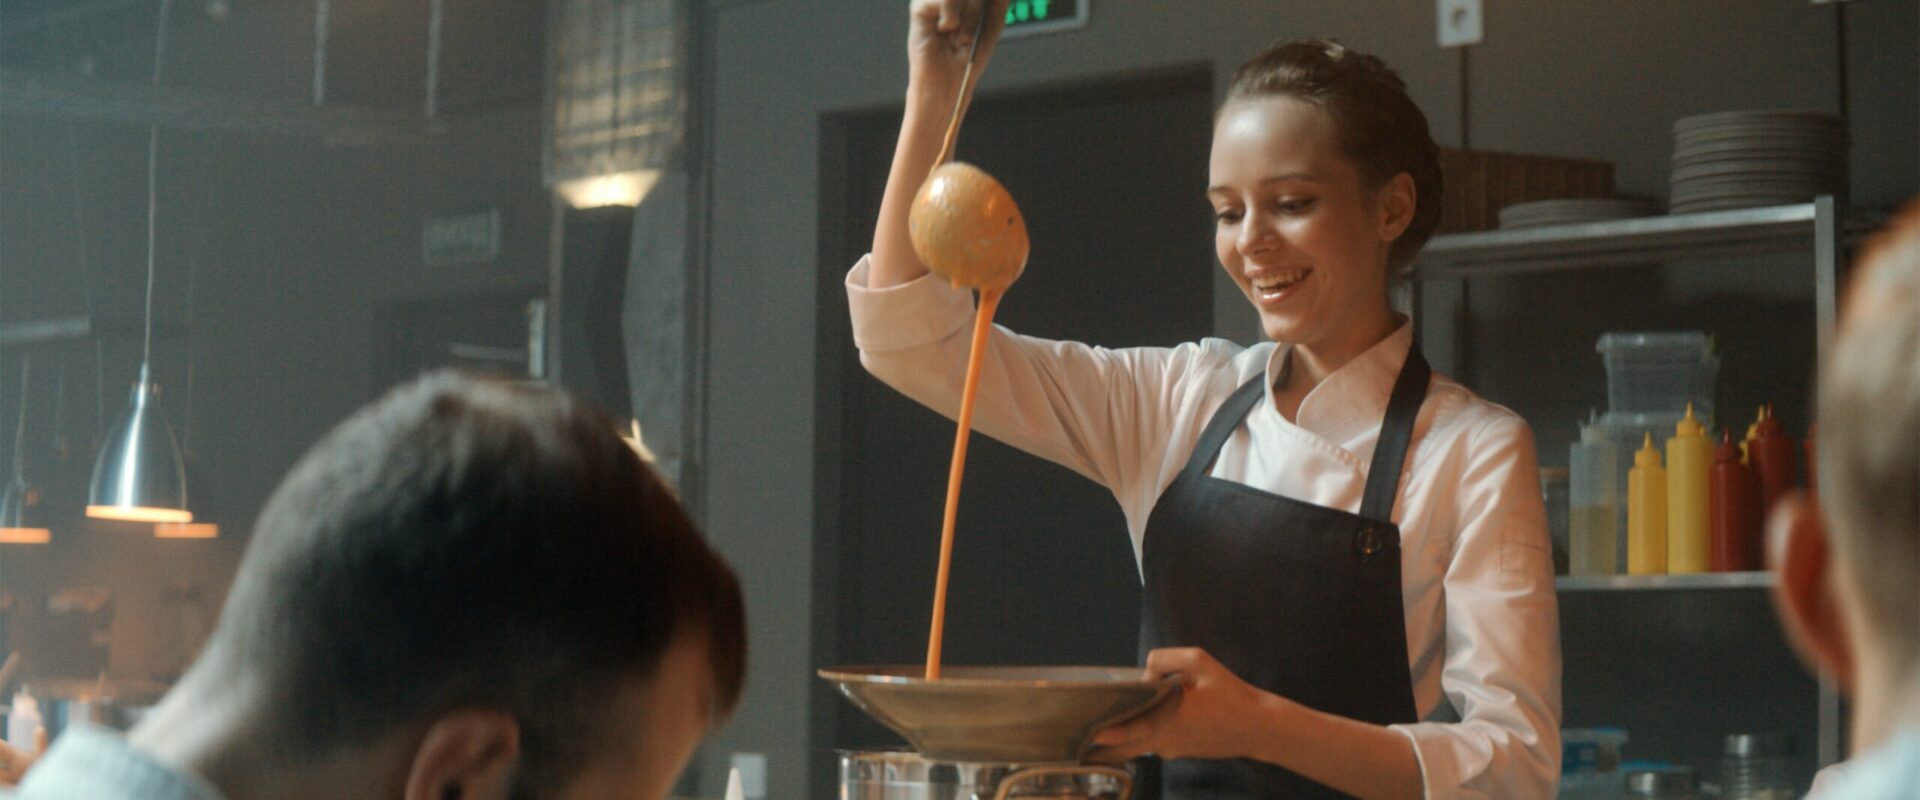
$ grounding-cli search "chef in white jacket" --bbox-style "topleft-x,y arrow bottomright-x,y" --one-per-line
848,3 -> 1562,797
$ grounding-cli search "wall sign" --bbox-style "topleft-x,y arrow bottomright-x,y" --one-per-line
1002,0 -> 1087,38
422,208 -> 501,266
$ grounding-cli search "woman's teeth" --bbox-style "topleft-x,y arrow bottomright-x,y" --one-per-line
1252,269 -> 1310,297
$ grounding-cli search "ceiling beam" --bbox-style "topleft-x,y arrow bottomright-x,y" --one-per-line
0,0 -> 148,39
0,66 -> 442,147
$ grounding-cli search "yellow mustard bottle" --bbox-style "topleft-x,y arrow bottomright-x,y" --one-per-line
1665,404 -> 1712,574
1628,432 -> 1668,574
1741,406 -> 1764,464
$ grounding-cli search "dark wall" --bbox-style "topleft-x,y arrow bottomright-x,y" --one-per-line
0,58 -> 551,681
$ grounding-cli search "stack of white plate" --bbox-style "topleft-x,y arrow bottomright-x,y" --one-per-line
1498,198 -> 1658,229
1669,110 -> 1848,214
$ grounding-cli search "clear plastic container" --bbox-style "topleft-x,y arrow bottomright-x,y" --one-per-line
1596,332 -> 1720,422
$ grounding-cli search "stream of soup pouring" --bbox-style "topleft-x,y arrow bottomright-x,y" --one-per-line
922,6 -> 996,683
924,287 -> 1002,681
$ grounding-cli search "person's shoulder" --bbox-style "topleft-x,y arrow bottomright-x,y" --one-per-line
1115,337 -> 1269,385
1425,369 -> 1535,448
1819,727 -> 1920,799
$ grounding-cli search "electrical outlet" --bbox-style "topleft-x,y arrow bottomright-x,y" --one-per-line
1437,0 -> 1483,48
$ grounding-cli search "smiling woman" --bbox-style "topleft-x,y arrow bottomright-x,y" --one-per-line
850,5 -> 1559,797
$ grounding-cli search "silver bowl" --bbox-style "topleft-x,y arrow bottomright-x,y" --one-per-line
820,665 -> 1177,763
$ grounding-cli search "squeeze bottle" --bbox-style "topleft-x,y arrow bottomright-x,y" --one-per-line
1666,404 -> 1711,574
1569,418 -> 1620,576
1710,430 -> 1762,571
1628,433 -> 1668,575
1751,404 -> 1797,516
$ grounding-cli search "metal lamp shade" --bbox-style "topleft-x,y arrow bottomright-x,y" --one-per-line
86,381 -> 190,523
0,473 -> 49,544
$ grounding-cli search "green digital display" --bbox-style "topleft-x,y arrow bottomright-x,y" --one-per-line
1003,0 -> 1087,37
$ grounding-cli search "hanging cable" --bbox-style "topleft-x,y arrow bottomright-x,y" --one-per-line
426,0 -> 444,118
142,0 -> 177,377
313,0 -> 330,106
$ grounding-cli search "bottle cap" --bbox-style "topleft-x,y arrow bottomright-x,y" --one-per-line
1674,403 -> 1705,437
1635,433 -> 1662,467
1756,403 -> 1787,438
1715,429 -> 1743,463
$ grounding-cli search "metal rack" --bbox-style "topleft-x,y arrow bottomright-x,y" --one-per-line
1411,195 -> 1881,771
1555,571 -> 1774,592
1413,196 -> 1879,380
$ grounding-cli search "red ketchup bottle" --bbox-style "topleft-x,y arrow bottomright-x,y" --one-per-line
1710,430 -> 1762,571
1751,404 -> 1798,518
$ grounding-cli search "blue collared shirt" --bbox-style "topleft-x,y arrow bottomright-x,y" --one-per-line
4,725 -> 225,800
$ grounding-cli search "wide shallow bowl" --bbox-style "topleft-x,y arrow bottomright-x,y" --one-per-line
820,665 -> 1177,763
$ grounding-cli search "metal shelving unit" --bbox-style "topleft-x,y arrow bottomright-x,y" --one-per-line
1412,196 -> 1879,380
1412,195 -> 1880,771
1555,571 -> 1774,592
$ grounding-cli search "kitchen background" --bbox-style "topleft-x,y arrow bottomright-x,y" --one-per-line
0,0 -> 1915,798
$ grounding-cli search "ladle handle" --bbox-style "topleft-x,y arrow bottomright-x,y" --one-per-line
930,2 -> 994,171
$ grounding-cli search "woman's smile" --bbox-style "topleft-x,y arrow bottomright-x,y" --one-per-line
1248,267 -> 1313,307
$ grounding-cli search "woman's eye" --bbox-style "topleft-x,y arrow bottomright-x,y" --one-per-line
1213,208 -> 1244,223
1276,197 -> 1317,215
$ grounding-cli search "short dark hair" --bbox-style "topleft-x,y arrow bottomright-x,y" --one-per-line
196,371 -> 744,787
1821,200 -> 1920,667
1224,38 -> 1444,275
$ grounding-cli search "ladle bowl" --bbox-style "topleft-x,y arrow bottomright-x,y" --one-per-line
907,162 -> 1029,291
819,665 -> 1176,763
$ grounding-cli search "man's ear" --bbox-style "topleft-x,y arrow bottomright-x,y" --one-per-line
1768,491 -> 1856,694
1375,172 -> 1416,244
404,709 -> 521,800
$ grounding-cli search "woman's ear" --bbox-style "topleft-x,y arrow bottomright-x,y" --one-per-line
1768,491 -> 1856,694
1375,172 -> 1416,244
404,709 -> 521,800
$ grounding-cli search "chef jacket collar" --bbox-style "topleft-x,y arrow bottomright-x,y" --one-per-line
1262,317 -> 1416,449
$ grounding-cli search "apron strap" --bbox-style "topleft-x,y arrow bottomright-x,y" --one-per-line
1180,372 -> 1270,481
1358,347 -> 1431,522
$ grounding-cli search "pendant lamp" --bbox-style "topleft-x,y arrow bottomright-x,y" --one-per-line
0,361 -> 49,545
87,0 -> 190,525
87,362 -> 189,523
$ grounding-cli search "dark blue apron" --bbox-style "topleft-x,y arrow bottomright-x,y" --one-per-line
1135,347 -> 1430,799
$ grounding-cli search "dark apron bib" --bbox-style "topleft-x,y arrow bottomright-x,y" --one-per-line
1135,347 -> 1430,800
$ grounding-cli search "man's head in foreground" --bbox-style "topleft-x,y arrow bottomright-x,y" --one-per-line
1772,198 -> 1920,751
128,371 -> 745,799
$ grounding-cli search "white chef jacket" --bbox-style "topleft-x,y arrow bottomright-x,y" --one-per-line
847,257 -> 1563,799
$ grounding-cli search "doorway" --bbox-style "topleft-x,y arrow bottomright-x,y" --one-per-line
812,64 -> 1216,794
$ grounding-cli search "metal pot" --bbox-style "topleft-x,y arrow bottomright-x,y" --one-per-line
840,751 -> 1132,800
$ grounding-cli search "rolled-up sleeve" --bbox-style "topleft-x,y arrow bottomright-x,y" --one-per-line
1390,412 -> 1563,799
846,255 -> 1213,510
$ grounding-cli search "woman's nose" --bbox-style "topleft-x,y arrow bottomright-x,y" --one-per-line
1236,211 -> 1276,256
